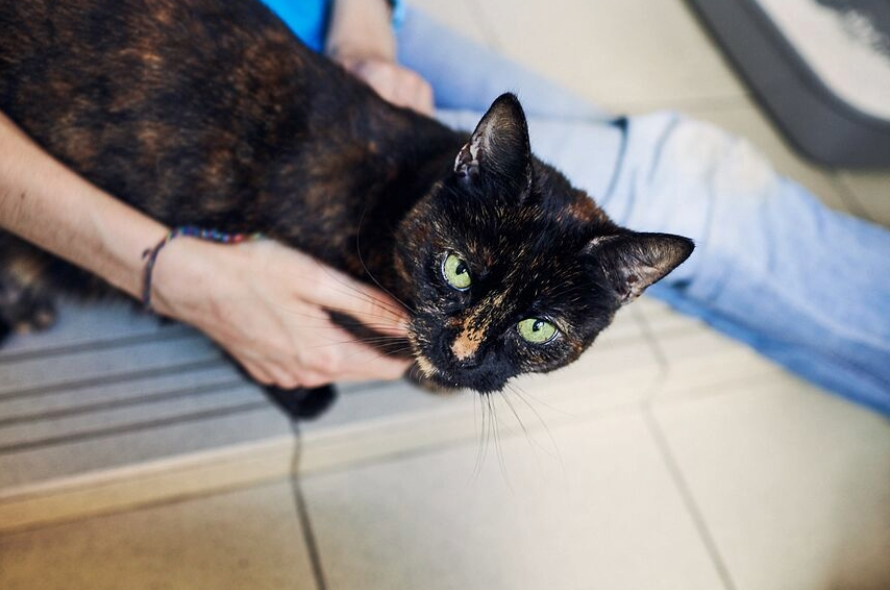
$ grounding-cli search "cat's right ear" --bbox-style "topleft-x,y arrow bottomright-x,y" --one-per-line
454,93 -> 533,195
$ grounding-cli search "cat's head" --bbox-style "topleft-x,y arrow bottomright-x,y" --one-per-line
394,93 -> 693,393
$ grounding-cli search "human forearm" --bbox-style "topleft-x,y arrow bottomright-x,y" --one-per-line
0,110 -> 167,299
0,109 -> 410,387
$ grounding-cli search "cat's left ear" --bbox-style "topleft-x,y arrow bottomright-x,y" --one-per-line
592,232 -> 695,304
454,93 -> 533,195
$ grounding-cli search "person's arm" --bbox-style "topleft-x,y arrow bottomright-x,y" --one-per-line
0,110 -> 410,387
326,0 -> 434,115
0,110 -> 167,299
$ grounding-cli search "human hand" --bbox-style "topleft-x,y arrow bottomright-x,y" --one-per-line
336,57 -> 435,116
325,0 -> 434,115
150,238 -> 412,389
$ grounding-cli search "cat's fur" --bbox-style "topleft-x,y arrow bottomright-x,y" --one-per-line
0,0 -> 693,416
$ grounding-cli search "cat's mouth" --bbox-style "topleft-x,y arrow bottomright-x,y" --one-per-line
412,351 -> 509,394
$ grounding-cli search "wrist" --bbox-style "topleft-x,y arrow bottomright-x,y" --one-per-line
147,236 -> 205,319
99,218 -> 169,302
146,231 -> 264,320
0,110 -> 172,302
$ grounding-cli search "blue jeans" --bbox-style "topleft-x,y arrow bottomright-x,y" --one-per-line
398,8 -> 890,415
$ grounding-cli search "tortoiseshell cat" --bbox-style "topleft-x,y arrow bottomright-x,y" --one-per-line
0,0 -> 692,418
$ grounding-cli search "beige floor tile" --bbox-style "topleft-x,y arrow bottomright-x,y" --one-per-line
472,0 -> 746,110
656,327 -> 786,400
301,410 -> 726,590
634,299 -> 787,400
408,0 -> 488,45
300,305 -> 660,474
301,335 -> 663,476
654,378 -> 890,590
635,295 -> 704,338
513,327 -> 661,413
836,171 -> 890,228
0,480 -> 317,590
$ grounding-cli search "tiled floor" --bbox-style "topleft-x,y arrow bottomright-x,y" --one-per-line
1,481 -> 317,590
2,1 -> 890,589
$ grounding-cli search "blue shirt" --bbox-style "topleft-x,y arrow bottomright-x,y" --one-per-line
259,0 -> 404,53
259,0 -> 332,52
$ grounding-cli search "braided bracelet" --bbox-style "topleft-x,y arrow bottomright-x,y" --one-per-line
141,226 -> 264,310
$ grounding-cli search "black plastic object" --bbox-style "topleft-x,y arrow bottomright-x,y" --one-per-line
685,0 -> 890,168
263,384 -> 338,420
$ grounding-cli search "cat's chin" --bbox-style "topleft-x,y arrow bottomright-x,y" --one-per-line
405,361 -> 508,396
405,362 -> 462,395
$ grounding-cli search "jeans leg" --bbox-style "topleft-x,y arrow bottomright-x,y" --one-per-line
397,7 -> 610,120
606,113 -> 890,414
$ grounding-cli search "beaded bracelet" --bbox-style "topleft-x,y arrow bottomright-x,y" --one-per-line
141,226 -> 264,309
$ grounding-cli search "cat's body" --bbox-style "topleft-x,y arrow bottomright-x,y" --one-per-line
0,0 -> 693,412
0,0 -> 458,300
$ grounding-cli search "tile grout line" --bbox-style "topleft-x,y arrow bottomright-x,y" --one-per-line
642,410 -> 738,590
828,173 -> 876,223
289,421 -> 329,590
633,307 -> 739,590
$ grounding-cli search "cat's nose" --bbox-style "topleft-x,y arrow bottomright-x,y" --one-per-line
449,327 -> 487,368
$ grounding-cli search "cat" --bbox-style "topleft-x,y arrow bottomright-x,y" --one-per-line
0,0 -> 693,418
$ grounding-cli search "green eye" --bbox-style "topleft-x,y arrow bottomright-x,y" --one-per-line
442,253 -> 472,290
517,318 -> 557,344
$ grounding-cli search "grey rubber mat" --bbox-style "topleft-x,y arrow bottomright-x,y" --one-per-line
0,302 -> 289,490
686,0 -> 890,168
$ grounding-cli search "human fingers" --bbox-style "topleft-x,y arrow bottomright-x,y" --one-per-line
298,258 -> 410,337
372,64 -> 433,115
236,356 -> 276,386
278,313 -> 409,383
394,71 -> 434,116
252,242 -> 407,336
350,59 -> 397,102
309,332 -> 411,383
350,60 -> 434,116
336,343 -> 412,381
243,351 -> 328,390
